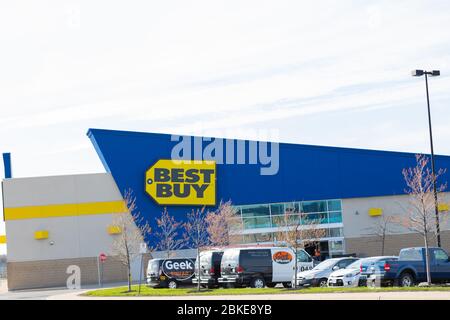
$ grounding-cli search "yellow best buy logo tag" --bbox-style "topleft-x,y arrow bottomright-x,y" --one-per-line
145,159 -> 216,205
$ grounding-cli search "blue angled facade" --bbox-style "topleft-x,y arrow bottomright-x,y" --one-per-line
87,128 -> 450,246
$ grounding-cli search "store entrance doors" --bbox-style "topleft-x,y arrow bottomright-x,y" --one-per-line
304,241 -> 329,261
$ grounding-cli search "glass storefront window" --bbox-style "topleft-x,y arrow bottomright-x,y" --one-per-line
228,217 -> 243,231
243,216 -> 271,229
270,204 -> 284,215
284,202 -> 299,213
241,204 -> 270,217
271,215 -> 285,227
288,214 -> 300,225
235,199 -> 344,248
255,232 -> 273,242
243,232 -> 275,243
302,213 -> 314,224
329,211 -> 342,223
328,227 -> 343,237
272,214 -> 300,227
242,234 -> 256,243
301,200 -> 327,213
302,213 -> 328,224
330,240 -> 343,252
327,200 -> 342,211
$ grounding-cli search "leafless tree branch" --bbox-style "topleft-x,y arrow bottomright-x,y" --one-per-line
110,189 -> 151,292
154,208 -> 185,258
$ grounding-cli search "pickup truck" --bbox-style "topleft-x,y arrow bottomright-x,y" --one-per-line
368,247 -> 450,287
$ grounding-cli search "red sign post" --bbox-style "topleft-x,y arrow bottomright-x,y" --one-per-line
98,253 -> 107,287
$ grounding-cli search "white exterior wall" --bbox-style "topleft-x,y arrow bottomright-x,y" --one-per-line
342,192 -> 450,239
3,173 -> 122,207
3,173 -> 127,262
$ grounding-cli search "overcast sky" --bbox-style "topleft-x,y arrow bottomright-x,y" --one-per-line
1,1 -> 450,253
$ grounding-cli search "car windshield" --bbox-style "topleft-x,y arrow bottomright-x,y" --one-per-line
345,260 -> 361,269
313,259 -> 338,270
148,260 -> 160,273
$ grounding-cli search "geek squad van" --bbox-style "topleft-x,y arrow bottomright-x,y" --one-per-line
192,249 -> 224,288
218,247 -> 313,288
146,257 -> 196,289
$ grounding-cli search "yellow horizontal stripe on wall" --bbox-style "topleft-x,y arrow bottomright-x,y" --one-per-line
4,200 -> 127,221
438,203 -> 449,212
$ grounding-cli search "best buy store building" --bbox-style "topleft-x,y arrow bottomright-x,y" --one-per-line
1,129 -> 450,290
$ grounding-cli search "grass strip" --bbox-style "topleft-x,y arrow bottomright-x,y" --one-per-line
84,285 -> 450,297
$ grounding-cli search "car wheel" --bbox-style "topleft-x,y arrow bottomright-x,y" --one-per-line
282,282 -> 292,288
251,277 -> 266,288
167,280 -> 178,289
266,283 -> 276,288
399,273 -> 414,287
318,278 -> 328,287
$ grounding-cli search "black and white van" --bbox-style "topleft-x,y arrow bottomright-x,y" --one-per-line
146,257 -> 196,289
192,250 -> 224,288
218,247 -> 311,288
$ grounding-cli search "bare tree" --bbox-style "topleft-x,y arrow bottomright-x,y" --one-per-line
364,214 -> 397,256
205,200 -> 239,246
299,214 -> 327,252
154,208 -> 184,258
399,154 -> 447,285
110,189 -> 151,292
183,207 -> 210,291
274,210 -> 326,289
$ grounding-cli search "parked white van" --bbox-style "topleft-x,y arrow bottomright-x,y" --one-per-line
218,247 -> 313,288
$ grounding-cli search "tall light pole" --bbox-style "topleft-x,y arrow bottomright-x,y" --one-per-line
411,69 -> 441,247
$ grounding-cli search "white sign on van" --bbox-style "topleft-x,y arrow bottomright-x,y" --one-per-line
162,258 -> 195,281
272,251 -> 293,264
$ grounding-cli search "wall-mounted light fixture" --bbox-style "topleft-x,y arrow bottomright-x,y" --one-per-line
368,208 -> 383,217
34,230 -> 49,240
107,225 -> 122,235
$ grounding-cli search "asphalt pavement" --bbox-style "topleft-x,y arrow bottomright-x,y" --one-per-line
0,279 -> 125,300
48,290 -> 450,300
1,279 -> 449,300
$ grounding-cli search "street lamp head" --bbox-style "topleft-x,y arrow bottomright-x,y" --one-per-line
431,70 -> 440,76
412,69 -> 424,77
411,69 -> 440,77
